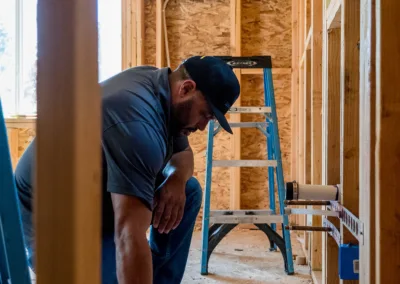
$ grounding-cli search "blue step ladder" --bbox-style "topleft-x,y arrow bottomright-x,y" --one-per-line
200,56 -> 294,276
0,99 -> 32,284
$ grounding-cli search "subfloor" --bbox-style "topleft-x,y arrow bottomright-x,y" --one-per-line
29,225 -> 312,284
182,225 -> 313,284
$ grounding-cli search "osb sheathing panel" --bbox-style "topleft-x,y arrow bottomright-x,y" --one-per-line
10,0 -> 292,230
160,0 -> 233,217
144,0 -> 231,69
142,0 -> 292,217
241,73 -> 291,211
242,0 -> 292,68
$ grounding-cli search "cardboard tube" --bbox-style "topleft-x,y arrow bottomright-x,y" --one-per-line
286,182 -> 339,201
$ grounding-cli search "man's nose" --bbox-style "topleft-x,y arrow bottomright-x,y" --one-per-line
198,118 -> 210,131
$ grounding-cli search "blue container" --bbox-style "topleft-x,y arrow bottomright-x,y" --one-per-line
339,244 -> 359,280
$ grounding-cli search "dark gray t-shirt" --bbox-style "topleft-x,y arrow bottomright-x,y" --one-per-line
15,66 -> 189,234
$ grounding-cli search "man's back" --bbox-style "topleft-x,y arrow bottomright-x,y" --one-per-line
15,66 -> 173,236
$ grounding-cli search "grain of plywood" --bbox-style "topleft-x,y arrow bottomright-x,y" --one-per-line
142,0 -> 291,220
240,73 -> 291,210
163,0 -> 232,216
242,0 -> 292,68
165,0 -> 231,69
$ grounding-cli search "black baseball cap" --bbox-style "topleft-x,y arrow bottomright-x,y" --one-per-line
182,55 -> 240,134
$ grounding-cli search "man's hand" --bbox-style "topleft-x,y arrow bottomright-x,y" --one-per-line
152,175 -> 186,234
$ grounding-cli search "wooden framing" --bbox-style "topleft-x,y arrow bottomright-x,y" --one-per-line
156,0 -> 165,67
136,0 -> 145,65
326,0 -> 342,30
293,0 -> 400,282
122,0 -> 144,69
35,0 -> 101,282
292,0 -> 325,277
322,26 -> 341,284
339,3 -> 360,283
359,1 -> 375,283
122,0 -> 137,68
375,0 -> 400,281
310,0 -> 323,272
229,0 -> 241,210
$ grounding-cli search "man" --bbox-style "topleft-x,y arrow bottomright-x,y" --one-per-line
15,55 -> 240,283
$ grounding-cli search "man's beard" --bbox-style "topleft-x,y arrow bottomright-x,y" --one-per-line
170,98 -> 197,136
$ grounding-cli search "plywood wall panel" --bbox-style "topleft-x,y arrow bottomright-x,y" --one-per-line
240,73 -> 291,209
165,0 -> 231,69
242,0 -> 292,68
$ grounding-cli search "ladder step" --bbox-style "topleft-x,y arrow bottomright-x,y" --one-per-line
212,160 -> 277,167
209,215 -> 283,224
210,210 -> 274,216
216,122 -> 269,128
228,106 -> 272,114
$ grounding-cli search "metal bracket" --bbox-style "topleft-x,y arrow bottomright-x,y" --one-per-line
285,208 -> 339,217
329,201 -> 363,243
323,218 -> 341,246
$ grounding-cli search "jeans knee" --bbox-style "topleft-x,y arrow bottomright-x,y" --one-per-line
186,177 -> 203,212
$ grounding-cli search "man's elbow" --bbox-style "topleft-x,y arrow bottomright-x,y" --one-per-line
111,194 -> 152,252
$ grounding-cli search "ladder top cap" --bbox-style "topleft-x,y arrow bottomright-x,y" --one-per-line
211,56 -> 273,69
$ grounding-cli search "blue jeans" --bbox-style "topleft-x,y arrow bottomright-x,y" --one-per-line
102,176 -> 202,284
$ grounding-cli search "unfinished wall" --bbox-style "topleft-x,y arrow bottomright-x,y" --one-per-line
10,0 -> 293,230
241,0 -> 292,210
138,0 -> 293,223
145,0 -> 292,214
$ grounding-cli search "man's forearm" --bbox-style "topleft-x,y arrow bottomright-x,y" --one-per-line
111,193 -> 153,284
163,146 -> 194,182
115,233 -> 152,284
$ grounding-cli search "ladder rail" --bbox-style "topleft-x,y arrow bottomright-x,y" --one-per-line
200,60 -> 295,276
0,99 -> 32,284
264,72 -> 277,250
264,68 -> 294,273
200,120 -> 215,275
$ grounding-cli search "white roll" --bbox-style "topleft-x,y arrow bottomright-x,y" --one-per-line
298,184 -> 338,201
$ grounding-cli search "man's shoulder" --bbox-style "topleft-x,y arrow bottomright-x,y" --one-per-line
100,66 -> 172,136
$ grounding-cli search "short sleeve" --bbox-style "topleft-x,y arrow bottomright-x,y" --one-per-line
102,120 -> 166,210
172,135 -> 189,154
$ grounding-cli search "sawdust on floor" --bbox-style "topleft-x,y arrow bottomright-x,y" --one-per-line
182,225 -> 313,284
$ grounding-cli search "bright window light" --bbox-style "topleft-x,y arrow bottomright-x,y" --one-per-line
0,0 -> 122,118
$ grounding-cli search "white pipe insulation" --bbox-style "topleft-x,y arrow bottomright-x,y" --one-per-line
286,181 -> 340,201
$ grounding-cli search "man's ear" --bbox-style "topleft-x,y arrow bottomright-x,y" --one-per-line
180,79 -> 196,98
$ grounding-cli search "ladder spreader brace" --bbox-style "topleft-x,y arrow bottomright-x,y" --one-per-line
200,56 -> 295,276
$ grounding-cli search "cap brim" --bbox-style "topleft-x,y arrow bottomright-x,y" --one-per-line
209,103 -> 233,134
